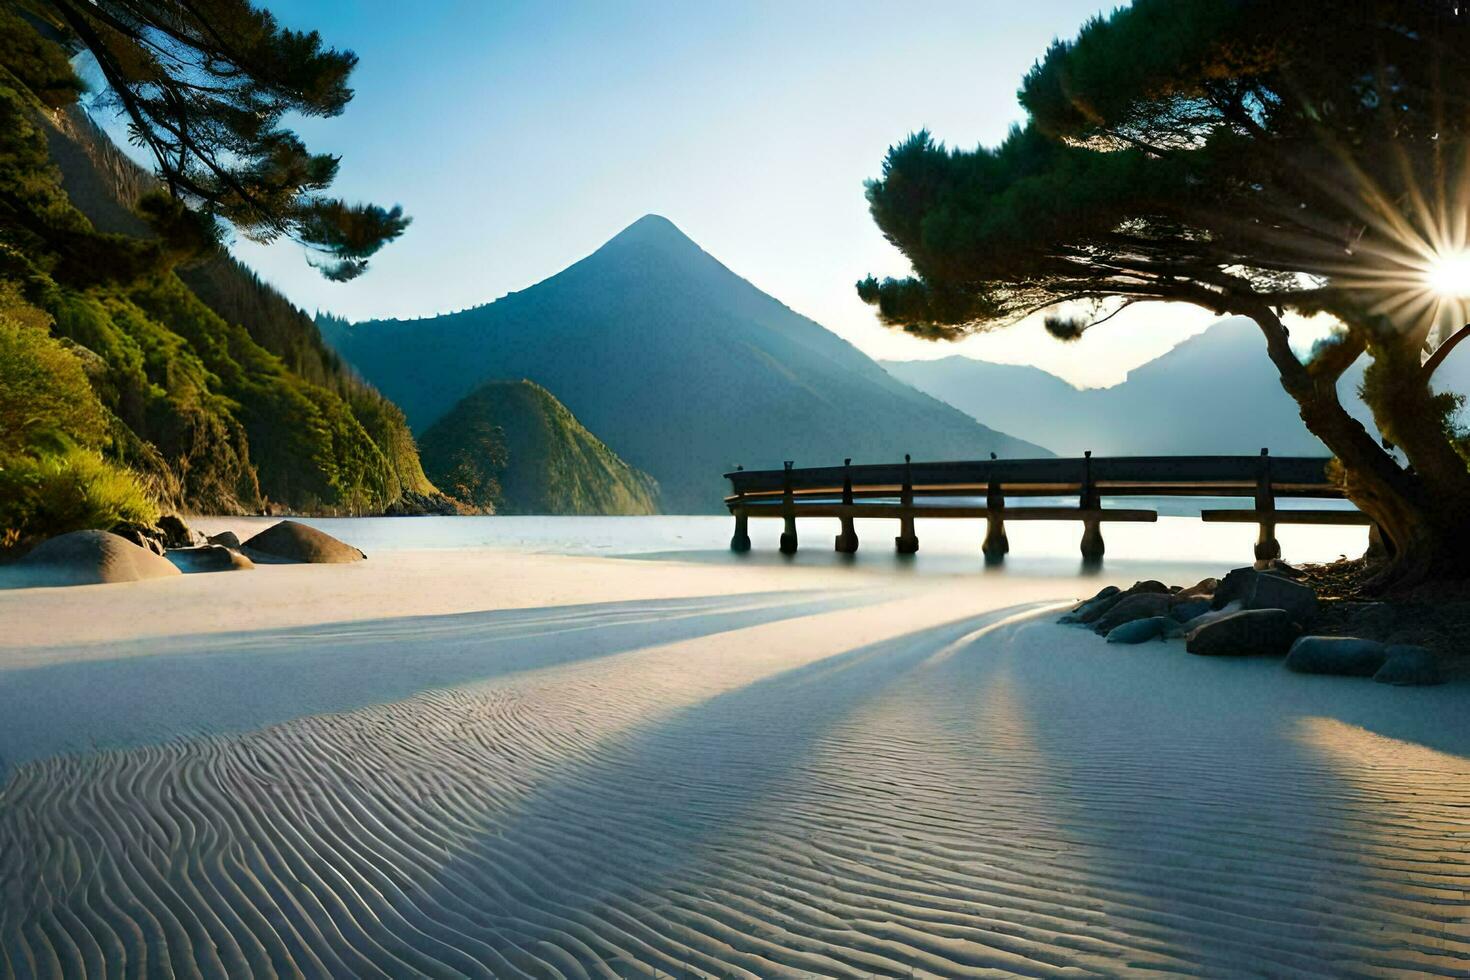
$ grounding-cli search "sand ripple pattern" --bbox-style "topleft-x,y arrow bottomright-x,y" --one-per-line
2,607 -> 1468,977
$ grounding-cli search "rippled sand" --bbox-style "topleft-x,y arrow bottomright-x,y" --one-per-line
1,549 -> 1466,977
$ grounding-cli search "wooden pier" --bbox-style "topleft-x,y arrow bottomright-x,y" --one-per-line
724,451 -> 1373,562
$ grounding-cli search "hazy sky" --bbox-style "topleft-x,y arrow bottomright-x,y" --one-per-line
221,0 -> 1232,388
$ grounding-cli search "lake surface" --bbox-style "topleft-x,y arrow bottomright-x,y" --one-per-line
202,501 -> 1369,582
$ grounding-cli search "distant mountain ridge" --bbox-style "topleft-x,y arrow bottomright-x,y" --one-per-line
418,380 -> 659,515
324,215 -> 1047,512
883,316 -> 1470,457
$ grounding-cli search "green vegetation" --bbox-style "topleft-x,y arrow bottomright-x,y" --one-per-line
859,0 -> 1470,587
0,286 -> 155,546
15,0 -> 406,281
0,11 -> 440,545
419,380 -> 660,516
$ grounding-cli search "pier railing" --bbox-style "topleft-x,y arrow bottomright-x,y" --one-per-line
723,451 -> 1372,562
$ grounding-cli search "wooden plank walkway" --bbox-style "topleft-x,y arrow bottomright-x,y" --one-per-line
724,451 -> 1370,563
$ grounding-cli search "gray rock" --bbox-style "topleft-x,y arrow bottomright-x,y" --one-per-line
243,520 -> 365,563
1285,636 -> 1388,676
1059,585 -> 1121,624
110,521 -> 167,555
1072,592 -> 1125,624
1211,567 -> 1256,608
156,514 -> 204,549
166,545 -> 255,573
1374,645 -> 1444,686
11,531 -> 181,587
1169,599 -> 1213,623
1178,600 -> 1243,633
1212,567 -> 1317,624
1177,577 -> 1220,599
1249,573 -> 1318,624
1128,580 -> 1170,595
1187,609 -> 1301,656
207,530 -> 241,549
1106,617 -> 1173,644
1093,593 -> 1174,634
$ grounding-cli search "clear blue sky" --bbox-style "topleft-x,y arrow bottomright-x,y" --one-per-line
221,0 -> 1231,386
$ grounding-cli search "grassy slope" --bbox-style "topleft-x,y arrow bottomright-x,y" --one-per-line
418,380 -> 660,515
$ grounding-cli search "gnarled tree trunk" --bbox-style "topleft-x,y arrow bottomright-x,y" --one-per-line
1244,306 -> 1470,590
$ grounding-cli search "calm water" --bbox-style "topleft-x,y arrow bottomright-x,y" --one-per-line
201,497 -> 1368,583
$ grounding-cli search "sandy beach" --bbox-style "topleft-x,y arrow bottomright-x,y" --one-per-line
1,524 -> 1467,977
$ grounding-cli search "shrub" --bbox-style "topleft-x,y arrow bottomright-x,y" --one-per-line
0,446 -> 158,547
0,289 -> 109,456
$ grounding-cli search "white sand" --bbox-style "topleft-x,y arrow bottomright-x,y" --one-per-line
0,543 -> 1466,977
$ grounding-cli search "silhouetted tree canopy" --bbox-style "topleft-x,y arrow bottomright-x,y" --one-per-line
5,0 -> 407,280
860,0 -> 1470,586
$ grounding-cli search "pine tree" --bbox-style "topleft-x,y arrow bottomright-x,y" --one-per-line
860,0 -> 1470,588
6,0 -> 406,280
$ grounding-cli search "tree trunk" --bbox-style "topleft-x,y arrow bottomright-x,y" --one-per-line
1244,307 -> 1470,590
1356,333 -> 1470,586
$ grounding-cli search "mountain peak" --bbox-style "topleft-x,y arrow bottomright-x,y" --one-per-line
606,213 -> 692,248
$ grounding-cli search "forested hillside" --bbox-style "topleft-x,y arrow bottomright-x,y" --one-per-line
0,42 -> 440,544
418,380 -> 660,515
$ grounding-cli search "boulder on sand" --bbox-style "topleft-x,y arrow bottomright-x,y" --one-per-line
1187,609 -> 1300,656
1178,600 -> 1242,634
1285,636 -> 1387,676
1058,585 -> 1121,624
207,530 -> 241,549
11,530 -> 181,587
1092,592 -> 1173,634
1169,599 -> 1212,623
1106,617 -> 1173,644
243,520 -> 365,563
166,545 -> 255,573
1374,645 -> 1443,686
1211,567 -> 1318,624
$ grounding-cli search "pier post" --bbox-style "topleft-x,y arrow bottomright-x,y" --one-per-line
982,475 -> 1008,564
1254,447 -> 1281,562
895,454 -> 919,554
835,458 -> 859,553
729,465 -> 751,552
1079,451 -> 1105,563
779,461 -> 798,555
730,510 -> 750,552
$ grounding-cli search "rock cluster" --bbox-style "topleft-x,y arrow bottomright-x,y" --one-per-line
383,491 -> 465,516
1060,564 -> 1443,686
9,516 -> 365,588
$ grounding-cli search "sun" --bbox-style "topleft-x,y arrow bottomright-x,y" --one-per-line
1423,249 -> 1470,299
